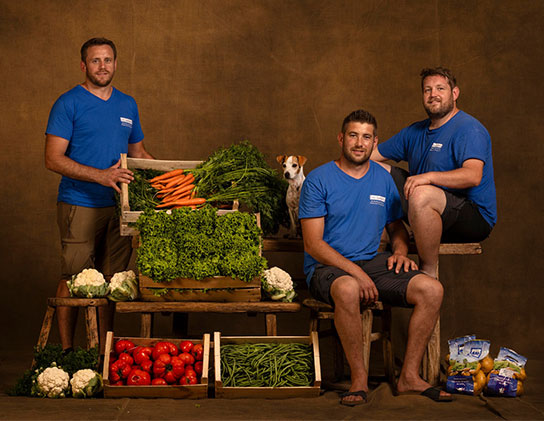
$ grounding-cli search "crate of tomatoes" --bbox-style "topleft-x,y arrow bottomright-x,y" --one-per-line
102,331 -> 210,398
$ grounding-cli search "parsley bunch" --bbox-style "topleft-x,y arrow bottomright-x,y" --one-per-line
136,206 -> 267,283
190,140 -> 288,235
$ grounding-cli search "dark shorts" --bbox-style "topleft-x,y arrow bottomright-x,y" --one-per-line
309,252 -> 420,308
389,167 -> 492,243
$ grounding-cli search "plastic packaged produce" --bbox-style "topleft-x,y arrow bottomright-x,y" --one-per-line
446,336 -> 490,396
485,347 -> 527,397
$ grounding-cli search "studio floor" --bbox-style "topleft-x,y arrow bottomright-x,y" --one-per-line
1,344 -> 543,420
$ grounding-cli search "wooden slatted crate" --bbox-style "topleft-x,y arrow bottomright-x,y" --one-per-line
214,331 -> 321,398
103,331 -> 210,398
139,275 -> 262,302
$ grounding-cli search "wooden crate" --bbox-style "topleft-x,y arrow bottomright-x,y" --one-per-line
139,274 -> 262,302
102,331 -> 210,398
119,155 -> 238,236
214,331 -> 321,398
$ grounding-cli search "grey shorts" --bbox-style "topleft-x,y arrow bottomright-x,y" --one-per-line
389,167 -> 492,243
309,252 -> 421,308
57,202 -> 132,279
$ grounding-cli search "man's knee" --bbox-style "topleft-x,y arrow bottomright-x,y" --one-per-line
408,185 -> 446,214
330,276 -> 360,309
407,274 -> 444,307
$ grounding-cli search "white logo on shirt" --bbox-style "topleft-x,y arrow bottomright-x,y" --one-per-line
370,195 -> 386,206
120,117 -> 133,128
430,142 -> 443,152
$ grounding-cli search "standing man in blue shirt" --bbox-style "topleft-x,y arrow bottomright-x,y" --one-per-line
45,37 -> 153,352
371,67 -> 497,278
300,110 -> 451,405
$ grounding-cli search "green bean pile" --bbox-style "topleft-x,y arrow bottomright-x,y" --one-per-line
220,343 -> 314,387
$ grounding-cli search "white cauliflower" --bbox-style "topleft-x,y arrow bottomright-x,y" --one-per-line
262,266 -> 296,302
67,268 -> 109,298
108,270 -> 138,302
32,365 -> 70,398
70,369 -> 103,398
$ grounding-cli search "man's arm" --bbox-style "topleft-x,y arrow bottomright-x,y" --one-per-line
370,147 -> 389,162
385,220 -> 418,273
128,140 -> 154,159
301,217 -> 379,303
45,134 -> 134,193
404,158 -> 483,199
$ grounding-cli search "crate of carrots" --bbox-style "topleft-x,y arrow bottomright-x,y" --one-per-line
119,154 -> 238,236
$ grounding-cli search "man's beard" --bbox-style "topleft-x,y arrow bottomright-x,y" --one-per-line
424,97 -> 454,119
87,69 -> 114,87
343,145 -> 371,166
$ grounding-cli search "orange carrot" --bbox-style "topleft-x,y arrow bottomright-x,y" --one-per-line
156,198 -> 206,208
148,169 -> 184,183
164,174 -> 186,189
160,191 -> 191,204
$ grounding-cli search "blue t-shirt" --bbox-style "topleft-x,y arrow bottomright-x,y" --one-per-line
299,161 -> 403,284
46,85 -> 144,207
377,110 -> 497,227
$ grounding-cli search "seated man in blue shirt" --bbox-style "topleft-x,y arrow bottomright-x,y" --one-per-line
300,110 -> 451,406
371,67 -> 497,278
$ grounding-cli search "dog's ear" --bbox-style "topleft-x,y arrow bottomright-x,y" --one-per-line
298,156 -> 307,166
276,155 -> 286,164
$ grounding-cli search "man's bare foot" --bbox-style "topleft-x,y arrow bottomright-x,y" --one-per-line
397,376 -> 451,399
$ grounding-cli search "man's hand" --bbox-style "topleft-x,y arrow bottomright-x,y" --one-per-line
387,253 -> 418,273
97,160 -> 134,193
404,173 -> 434,199
356,273 -> 379,304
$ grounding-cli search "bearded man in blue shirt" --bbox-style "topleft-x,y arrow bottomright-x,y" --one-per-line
371,67 -> 497,278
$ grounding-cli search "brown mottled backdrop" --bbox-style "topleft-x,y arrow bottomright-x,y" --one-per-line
1,0 -> 542,364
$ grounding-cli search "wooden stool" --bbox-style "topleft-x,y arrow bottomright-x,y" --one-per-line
35,297 -> 109,360
303,298 -> 395,386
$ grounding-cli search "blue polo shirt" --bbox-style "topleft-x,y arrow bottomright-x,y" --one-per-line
46,85 -> 144,207
378,111 -> 497,227
299,161 -> 403,284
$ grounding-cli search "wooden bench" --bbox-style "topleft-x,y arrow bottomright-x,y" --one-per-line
262,237 -> 482,385
115,301 -> 302,337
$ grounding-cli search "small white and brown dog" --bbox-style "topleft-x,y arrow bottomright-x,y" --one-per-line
276,155 -> 307,238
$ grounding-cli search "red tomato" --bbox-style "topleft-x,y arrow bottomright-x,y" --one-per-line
179,340 -> 194,354
194,361 -> 203,375
126,368 -> 151,385
179,352 -> 195,366
133,346 -> 153,365
140,359 -> 153,373
151,378 -> 168,385
115,339 -> 136,355
179,375 -> 198,385
117,352 -> 134,366
184,368 -> 197,379
166,342 -> 179,356
109,360 -> 132,382
192,343 -> 204,361
152,353 -> 172,378
110,380 -> 125,386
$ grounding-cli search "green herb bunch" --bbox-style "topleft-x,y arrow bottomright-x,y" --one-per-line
136,206 -> 267,283
190,140 -> 289,235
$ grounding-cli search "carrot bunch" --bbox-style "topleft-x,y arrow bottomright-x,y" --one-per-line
148,169 -> 206,209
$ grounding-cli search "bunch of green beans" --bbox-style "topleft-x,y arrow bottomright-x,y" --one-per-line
220,342 -> 314,387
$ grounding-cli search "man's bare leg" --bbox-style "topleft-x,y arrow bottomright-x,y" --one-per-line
396,273 -> 450,398
407,186 -> 446,278
56,279 -> 77,350
331,276 -> 368,404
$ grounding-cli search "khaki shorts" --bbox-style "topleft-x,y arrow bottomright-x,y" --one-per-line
57,202 -> 132,278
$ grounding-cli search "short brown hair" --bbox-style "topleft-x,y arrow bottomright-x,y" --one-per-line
80,37 -> 117,63
341,109 -> 378,134
420,67 -> 457,91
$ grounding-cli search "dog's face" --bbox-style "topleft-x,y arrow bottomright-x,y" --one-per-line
276,155 -> 307,180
